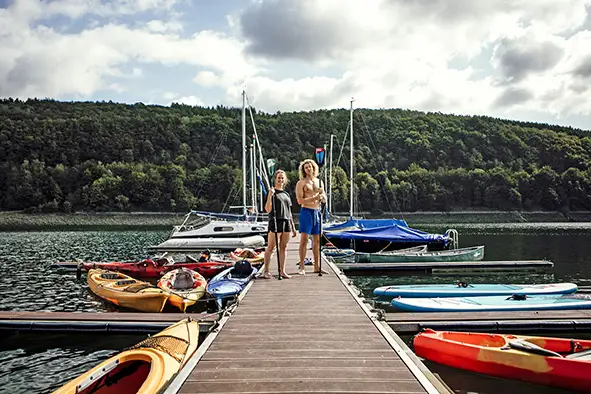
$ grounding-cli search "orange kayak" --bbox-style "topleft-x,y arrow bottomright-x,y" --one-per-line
87,269 -> 169,313
414,329 -> 591,392
158,268 -> 207,312
229,248 -> 264,263
52,318 -> 199,394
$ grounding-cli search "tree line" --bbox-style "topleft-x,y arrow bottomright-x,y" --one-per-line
1,98 -> 590,213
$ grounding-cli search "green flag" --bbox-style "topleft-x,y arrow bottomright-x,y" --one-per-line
266,159 -> 277,177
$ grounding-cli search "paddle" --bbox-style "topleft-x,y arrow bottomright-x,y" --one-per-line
267,159 -> 282,280
314,147 -> 326,277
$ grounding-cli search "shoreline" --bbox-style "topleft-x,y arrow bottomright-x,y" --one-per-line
0,210 -> 590,230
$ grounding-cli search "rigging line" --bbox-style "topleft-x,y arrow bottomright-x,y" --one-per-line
245,94 -> 270,189
221,182 -> 238,213
358,111 -> 404,220
194,129 -> 229,200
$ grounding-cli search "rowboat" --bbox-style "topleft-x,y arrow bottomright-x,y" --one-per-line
414,329 -> 591,392
87,269 -> 169,313
52,318 -> 199,394
355,245 -> 484,263
158,268 -> 207,312
374,282 -> 578,299
392,293 -> 591,312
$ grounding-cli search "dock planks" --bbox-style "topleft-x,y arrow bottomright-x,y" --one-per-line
169,235 -> 443,394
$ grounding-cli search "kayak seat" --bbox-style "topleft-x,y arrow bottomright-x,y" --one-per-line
508,340 -> 562,357
173,271 -> 195,290
231,260 -> 253,279
101,273 -> 121,280
566,348 -> 591,359
115,279 -> 137,286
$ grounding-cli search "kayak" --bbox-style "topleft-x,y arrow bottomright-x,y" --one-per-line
414,329 -> 591,392
87,269 -> 169,313
375,282 -> 578,299
76,254 -> 232,279
158,268 -> 207,312
207,260 -> 257,309
356,245 -> 485,263
392,293 -> 591,312
229,248 -> 264,263
51,318 -> 199,394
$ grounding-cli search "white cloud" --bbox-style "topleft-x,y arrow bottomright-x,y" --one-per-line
234,0 -> 591,122
0,1 -> 260,99
170,95 -> 205,106
2,0 -> 591,128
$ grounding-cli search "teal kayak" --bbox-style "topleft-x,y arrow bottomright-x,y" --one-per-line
374,282 -> 577,299
392,293 -> 591,312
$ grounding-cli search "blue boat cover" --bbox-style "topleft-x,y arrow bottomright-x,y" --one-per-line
326,223 -> 448,244
325,218 -> 408,231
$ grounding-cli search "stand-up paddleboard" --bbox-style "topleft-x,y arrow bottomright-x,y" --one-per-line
375,282 -> 577,299
392,293 -> 591,312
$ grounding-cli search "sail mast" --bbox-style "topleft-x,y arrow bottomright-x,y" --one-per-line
349,98 -> 354,219
242,90 -> 247,218
329,134 -> 334,214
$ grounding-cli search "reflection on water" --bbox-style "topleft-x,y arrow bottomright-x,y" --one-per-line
0,230 -> 167,312
0,332 -> 146,394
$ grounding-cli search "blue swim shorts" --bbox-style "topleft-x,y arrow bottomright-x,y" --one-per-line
299,207 -> 321,235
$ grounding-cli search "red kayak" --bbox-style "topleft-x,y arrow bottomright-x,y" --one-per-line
79,254 -> 233,279
414,329 -> 591,392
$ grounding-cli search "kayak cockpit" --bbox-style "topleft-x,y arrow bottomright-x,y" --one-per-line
76,359 -> 151,394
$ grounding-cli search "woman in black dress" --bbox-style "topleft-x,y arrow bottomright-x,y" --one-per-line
262,170 -> 297,279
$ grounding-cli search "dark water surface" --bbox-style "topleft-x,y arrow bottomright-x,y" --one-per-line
0,226 -> 590,393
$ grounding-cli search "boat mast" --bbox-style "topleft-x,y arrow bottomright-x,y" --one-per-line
250,143 -> 256,214
329,134 -> 334,214
242,90 -> 247,218
349,98 -> 354,220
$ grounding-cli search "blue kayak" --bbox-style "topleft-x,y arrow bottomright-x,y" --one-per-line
206,262 -> 257,309
392,293 -> 591,312
374,282 -> 577,299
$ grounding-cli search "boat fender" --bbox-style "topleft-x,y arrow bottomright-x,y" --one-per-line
508,340 -> 563,358
506,294 -> 527,301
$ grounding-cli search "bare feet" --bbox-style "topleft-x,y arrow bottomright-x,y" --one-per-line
262,272 -> 272,279
280,272 -> 292,279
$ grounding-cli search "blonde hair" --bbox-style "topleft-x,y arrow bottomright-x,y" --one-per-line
274,169 -> 288,185
298,159 -> 318,180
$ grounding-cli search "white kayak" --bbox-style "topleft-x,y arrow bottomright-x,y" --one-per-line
374,282 -> 578,299
392,293 -> 591,312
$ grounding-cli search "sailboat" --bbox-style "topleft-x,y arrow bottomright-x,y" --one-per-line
323,99 -> 452,253
153,91 -> 269,252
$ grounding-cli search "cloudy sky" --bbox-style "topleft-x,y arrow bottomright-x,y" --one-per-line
2,0 -> 591,130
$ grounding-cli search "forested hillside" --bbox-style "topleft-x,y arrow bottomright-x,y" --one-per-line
1,98 -> 590,213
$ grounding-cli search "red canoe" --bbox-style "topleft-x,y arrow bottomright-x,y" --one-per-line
80,255 -> 233,279
413,329 -> 591,392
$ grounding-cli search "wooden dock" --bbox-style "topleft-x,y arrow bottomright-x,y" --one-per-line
162,236 -> 448,394
336,260 -> 553,275
0,311 -> 218,333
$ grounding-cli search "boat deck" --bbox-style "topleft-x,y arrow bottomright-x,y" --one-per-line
164,236 -> 445,394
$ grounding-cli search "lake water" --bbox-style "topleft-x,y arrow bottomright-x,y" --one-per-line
0,225 -> 590,393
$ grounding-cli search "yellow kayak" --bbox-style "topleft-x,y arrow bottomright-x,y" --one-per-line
52,318 -> 199,394
88,269 -> 169,313
158,268 -> 207,312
